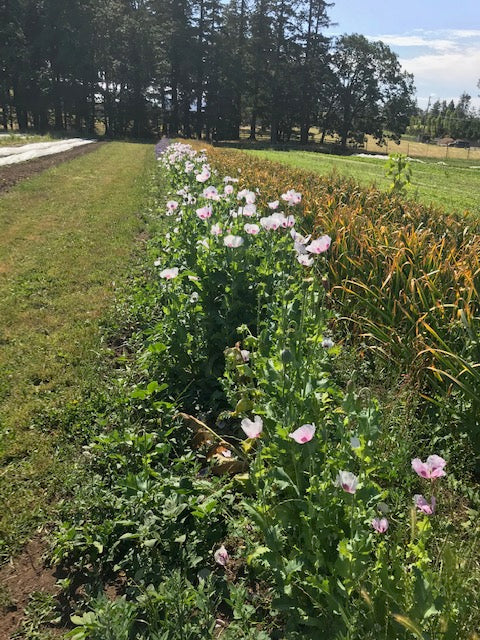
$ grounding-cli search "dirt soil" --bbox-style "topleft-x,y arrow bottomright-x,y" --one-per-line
0,537 -> 59,639
0,142 -> 103,194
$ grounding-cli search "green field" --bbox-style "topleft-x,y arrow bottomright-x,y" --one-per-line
0,141 -> 153,559
245,149 -> 480,215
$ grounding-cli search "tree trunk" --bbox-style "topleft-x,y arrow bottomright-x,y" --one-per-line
249,112 -> 257,140
300,122 -> 310,145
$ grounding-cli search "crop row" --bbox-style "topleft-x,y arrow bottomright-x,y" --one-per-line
49,142 -> 479,639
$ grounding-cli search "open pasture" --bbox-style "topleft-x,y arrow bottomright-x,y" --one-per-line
245,148 -> 480,215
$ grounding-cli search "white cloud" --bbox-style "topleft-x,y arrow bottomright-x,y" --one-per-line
372,34 -> 457,51
400,47 -> 480,87
365,28 -> 480,107
400,47 -> 480,108
448,29 -> 480,38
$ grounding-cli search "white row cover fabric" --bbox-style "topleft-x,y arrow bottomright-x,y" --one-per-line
0,139 -> 96,166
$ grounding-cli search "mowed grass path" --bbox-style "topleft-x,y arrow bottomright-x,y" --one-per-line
246,149 -> 480,215
0,142 -> 153,558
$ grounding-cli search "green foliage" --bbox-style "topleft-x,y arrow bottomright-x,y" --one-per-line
385,153 -> 412,195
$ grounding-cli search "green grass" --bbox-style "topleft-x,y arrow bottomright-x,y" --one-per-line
0,141 -> 154,560
245,149 -> 480,215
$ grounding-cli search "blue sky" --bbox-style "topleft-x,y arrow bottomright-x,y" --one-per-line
327,0 -> 480,110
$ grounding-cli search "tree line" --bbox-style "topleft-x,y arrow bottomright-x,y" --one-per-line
0,0 -> 416,146
407,93 -> 480,142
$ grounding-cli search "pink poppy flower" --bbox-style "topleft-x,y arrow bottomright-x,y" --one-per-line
372,517 -> 389,533
240,349 -> 250,362
282,215 -> 295,228
306,235 -> 331,254
166,200 -> 178,211
289,423 -> 316,444
411,455 -> 446,479
224,184 -> 234,195
242,203 -> 257,217
244,223 -> 260,235
214,545 -> 229,566
237,189 -> 256,204
196,205 -> 213,220
281,189 -> 302,206
241,415 -> 263,438
268,200 -> 279,210
336,470 -> 359,494
224,235 -> 244,248
203,185 -> 220,200
211,223 -> 222,236
159,267 -> 179,280
414,494 -> 436,515
260,213 -> 285,231
196,170 -> 210,183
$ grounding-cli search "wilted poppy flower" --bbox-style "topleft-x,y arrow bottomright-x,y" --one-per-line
322,338 -> 334,348
414,494 -> 436,515
372,517 -> 389,533
240,349 -> 250,362
350,436 -> 361,449
297,254 -> 314,267
336,470 -> 359,494
214,545 -> 229,566
306,235 -> 331,254
241,415 -> 263,438
224,235 -> 244,248
244,223 -> 260,235
411,455 -> 446,479
290,229 -> 311,245
159,267 -> 179,280
289,424 -> 316,444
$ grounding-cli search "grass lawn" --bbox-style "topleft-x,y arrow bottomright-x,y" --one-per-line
0,141 -> 154,560
245,149 -> 480,215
